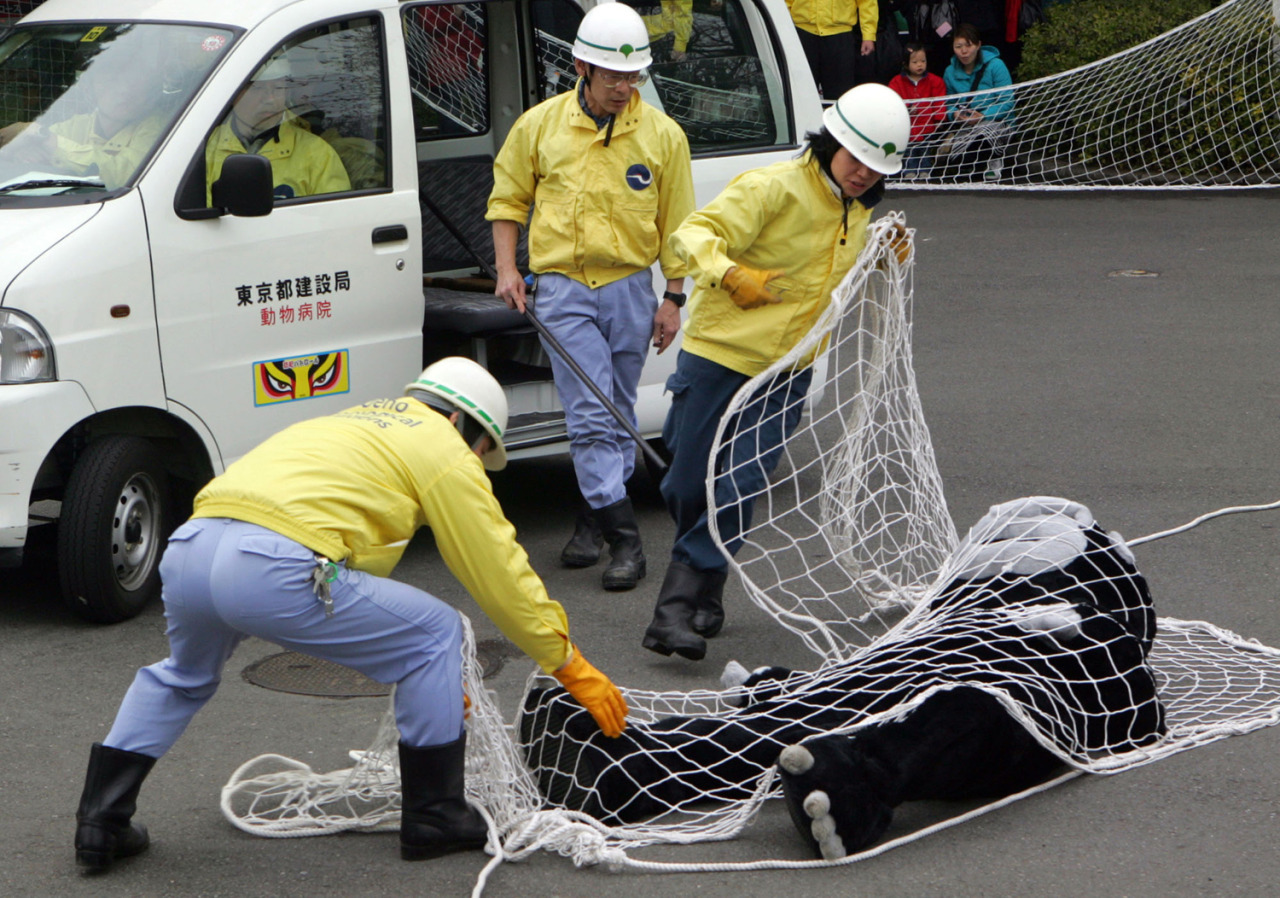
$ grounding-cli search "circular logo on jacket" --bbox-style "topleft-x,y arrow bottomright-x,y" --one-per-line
625,163 -> 653,191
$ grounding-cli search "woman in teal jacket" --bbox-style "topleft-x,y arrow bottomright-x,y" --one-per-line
941,23 -> 1015,179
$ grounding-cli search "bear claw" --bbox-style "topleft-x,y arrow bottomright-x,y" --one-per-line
779,744 -> 814,775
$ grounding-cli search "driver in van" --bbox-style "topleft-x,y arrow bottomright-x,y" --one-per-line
486,3 -> 694,594
204,53 -> 350,203
0,53 -> 168,189
70,357 -> 627,872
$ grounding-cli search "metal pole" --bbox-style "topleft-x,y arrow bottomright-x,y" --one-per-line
419,189 -> 668,474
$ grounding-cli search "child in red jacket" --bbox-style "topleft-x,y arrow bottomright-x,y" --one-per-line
889,43 -> 946,179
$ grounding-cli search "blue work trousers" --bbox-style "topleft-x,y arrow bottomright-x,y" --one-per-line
661,351 -> 813,572
104,518 -> 465,758
535,271 -> 656,509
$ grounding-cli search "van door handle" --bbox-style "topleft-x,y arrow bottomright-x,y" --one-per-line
372,225 -> 408,244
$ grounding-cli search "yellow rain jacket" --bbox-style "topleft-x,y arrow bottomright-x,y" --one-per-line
486,83 -> 693,289
205,116 -> 350,204
49,112 -> 166,189
670,153 -> 871,377
787,0 -> 878,39
643,0 -> 694,55
192,398 -> 572,672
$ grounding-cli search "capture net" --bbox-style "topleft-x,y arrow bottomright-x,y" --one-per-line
221,216 -> 1280,888
899,0 -> 1280,188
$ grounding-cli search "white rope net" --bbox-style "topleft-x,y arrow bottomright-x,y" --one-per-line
898,0 -> 1280,189
403,3 -> 488,135
220,215 -> 1280,885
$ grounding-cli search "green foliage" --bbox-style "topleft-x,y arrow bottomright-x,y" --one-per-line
1016,0 -> 1280,184
1019,0 -> 1217,81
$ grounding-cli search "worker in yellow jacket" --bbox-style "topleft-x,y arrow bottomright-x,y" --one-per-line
787,0 -> 879,99
71,357 -> 627,872
487,3 -> 694,593
205,54 -> 350,204
0,52 -> 168,190
642,84 -> 910,661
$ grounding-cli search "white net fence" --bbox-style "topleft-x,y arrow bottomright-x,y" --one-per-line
898,0 -> 1280,188
221,214 -> 1280,889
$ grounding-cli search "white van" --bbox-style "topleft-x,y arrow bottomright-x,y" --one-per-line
0,0 -> 822,622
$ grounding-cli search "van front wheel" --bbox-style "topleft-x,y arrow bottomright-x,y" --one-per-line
59,436 -> 171,624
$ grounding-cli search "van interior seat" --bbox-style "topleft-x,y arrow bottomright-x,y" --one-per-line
420,154 -> 533,339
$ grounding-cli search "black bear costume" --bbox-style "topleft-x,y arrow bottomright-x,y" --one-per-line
519,497 -> 1166,856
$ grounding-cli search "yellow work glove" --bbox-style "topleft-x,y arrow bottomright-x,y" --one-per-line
883,221 -> 912,267
722,264 -> 783,310
552,647 -> 628,738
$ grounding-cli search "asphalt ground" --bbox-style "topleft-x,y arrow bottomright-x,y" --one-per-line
3,190 -> 1278,897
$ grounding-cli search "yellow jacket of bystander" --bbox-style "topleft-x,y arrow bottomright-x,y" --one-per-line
486,83 -> 693,289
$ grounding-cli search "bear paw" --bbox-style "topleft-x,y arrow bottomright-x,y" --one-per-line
777,734 -> 896,859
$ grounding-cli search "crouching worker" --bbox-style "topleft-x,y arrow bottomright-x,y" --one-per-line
72,357 -> 627,872
642,84 -> 910,660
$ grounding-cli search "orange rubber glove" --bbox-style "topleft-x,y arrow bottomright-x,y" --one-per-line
552,647 -> 628,738
722,264 -> 783,310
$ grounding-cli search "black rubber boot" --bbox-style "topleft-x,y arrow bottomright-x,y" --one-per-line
641,561 -> 707,660
398,734 -> 489,861
690,568 -> 729,638
596,497 -> 646,591
75,742 -> 157,872
560,502 -> 603,568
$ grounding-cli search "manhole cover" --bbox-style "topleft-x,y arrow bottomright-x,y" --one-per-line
242,652 -> 390,698
243,638 -> 519,697
474,637 -> 520,680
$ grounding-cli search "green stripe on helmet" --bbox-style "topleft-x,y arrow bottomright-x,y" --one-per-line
576,36 -> 650,57
834,103 -> 902,158
413,379 -> 503,436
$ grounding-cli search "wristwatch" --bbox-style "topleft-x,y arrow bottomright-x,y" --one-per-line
663,290 -> 687,308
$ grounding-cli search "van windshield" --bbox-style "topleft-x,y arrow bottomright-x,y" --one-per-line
0,22 -> 235,200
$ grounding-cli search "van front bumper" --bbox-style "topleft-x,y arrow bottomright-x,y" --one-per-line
0,380 -> 94,551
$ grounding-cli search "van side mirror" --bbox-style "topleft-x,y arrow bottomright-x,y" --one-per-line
211,153 -> 274,217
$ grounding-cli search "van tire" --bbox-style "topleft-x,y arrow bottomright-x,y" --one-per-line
59,436 -> 172,624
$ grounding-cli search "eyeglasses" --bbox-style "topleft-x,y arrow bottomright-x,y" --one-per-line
596,69 -> 649,89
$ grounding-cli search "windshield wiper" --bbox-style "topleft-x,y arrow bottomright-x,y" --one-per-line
0,178 -> 105,194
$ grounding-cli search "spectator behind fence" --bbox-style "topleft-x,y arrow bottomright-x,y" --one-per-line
787,0 -> 879,100
939,22 -> 1014,182
888,42 -> 946,179
889,0 -> 956,76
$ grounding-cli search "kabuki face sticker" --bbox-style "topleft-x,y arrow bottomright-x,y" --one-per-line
626,163 -> 652,190
253,350 -> 350,405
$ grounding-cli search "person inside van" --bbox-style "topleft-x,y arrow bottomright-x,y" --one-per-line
204,53 -> 350,203
0,53 -> 168,189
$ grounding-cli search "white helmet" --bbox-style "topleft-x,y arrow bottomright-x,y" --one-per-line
253,53 -> 292,82
573,3 -> 652,72
822,83 -> 910,176
405,357 -> 509,471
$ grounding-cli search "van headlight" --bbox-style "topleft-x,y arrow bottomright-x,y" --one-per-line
0,309 -> 56,383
